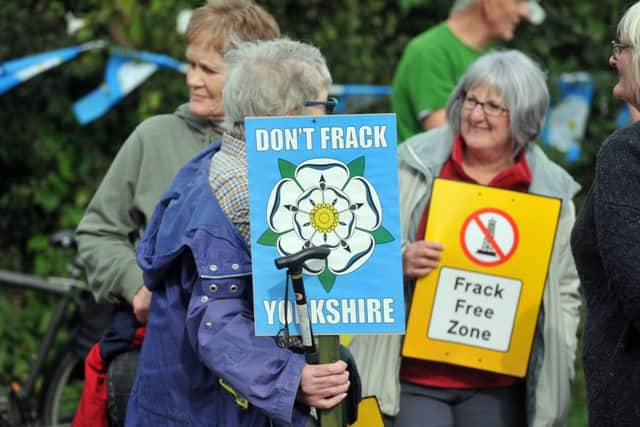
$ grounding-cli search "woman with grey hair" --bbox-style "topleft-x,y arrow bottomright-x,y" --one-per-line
126,38 -> 352,427
209,37 -> 334,240
223,37 -> 333,133
350,50 -> 581,426
571,2 -> 640,425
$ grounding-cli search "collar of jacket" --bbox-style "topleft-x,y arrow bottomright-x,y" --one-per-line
398,124 -> 581,203
175,103 -> 228,138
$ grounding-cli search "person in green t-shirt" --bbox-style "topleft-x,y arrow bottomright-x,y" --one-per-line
392,0 -> 536,142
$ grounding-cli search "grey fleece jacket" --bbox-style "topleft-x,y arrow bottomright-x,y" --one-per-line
350,125 -> 582,427
76,103 -> 225,303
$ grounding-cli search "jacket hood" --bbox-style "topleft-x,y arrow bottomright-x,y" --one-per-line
137,143 -> 219,287
399,124 -> 581,203
399,125 -> 454,176
174,103 -> 226,137
136,141 -> 252,289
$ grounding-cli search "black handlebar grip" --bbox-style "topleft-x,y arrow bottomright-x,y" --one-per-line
274,246 -> 330,272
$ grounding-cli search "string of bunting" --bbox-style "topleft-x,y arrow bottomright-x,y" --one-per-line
0,41 -> 618,164
0,41 -> 392,126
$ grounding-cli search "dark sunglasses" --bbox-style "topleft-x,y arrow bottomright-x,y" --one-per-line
304,97 -> 338,114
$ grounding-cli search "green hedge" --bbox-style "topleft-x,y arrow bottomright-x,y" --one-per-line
1,1 -> 637,423
0,0 -> 634,271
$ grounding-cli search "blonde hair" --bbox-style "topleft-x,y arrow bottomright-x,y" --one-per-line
618,2 -> 640,98
185,0 -> 280,53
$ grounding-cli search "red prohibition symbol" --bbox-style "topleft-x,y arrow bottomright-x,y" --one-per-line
460,207 -> 519,267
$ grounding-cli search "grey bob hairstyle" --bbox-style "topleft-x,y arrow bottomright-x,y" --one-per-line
446,50 -> 549,153
223,37 -> 332,135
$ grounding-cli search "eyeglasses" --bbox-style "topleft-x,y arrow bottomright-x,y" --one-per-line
611,40 -> 632,59
462,95 -> 509,116
304,97 -> 338,114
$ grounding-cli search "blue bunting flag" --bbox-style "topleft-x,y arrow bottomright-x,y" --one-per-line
0,40 -> 105,95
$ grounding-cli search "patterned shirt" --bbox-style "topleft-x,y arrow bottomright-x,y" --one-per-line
208,132 -> 250,244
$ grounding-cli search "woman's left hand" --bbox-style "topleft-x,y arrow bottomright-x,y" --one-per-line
402,240 -> 444,279
297,361 -> 349,409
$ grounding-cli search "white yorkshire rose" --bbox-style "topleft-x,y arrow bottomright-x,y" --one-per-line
266,158 -> 382,276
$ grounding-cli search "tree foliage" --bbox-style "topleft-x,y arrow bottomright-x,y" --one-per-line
0,0 -> 634,271
0,1 -> 637,422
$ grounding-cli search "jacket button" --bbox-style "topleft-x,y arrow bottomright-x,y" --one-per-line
209,264 -> 218,271
205,321 -> 213,329
201,296 -> 209,303
231,263 -> 240,270
209,283 -> 218,292
230,284 -> 238,293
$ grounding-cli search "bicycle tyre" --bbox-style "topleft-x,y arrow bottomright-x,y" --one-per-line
39,346 -> 84,426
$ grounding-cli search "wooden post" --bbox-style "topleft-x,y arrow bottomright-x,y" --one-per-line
318,335 -> 343,427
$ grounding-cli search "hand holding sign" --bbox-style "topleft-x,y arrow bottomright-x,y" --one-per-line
297,360 -> 350,409
402,240 -> 445,278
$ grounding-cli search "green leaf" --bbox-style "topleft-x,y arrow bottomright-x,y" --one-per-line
256,229 -> 280,246
278,159 -> 297,179
370,226 -> 395,244
318,269 -> 336,293
347,156 -> 365,177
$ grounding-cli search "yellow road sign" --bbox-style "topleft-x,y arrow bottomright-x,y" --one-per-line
403,178 -> 561,377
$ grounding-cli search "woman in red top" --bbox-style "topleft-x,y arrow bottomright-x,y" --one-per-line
350,50 -> 581,427
398,51 -> 580,427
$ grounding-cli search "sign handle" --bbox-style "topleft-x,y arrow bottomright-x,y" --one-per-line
275,248 -> 344,426
318,335 -> 343,427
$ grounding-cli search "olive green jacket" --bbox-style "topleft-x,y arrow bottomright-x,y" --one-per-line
76,104 -> 225,303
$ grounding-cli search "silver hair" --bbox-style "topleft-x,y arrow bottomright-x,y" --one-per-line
450,0 -> 478,16
446,50 -> 549,153
223,37 -> 332,135
617,2 -> 640,100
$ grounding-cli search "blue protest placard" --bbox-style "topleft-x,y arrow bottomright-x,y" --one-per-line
246,114 -> 404,336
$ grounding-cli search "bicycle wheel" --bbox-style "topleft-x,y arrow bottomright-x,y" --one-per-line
39,347 -> 84,426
